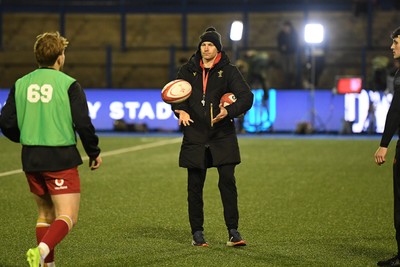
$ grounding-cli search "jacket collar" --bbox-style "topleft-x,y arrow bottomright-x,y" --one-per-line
199,52 -> 222,70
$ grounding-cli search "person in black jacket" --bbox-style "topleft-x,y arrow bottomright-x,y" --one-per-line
375,26 -> 400,267
0,31 -> 102,267
277,20 -> 299,88
173,27 -> 253,247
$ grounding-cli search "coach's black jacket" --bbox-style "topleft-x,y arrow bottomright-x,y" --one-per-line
380,69 -> 400,147
173,51 -> 253,169
0,77 -> 100,172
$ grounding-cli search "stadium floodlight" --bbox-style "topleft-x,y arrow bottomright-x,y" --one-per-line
304,23 -> 324,131
230,20 -> 243,41
230,20 -> 243,63
304,23 -> 324,44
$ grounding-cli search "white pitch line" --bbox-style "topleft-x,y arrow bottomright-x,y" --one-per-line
0,137 -> 181,178
0,169 -> 24,177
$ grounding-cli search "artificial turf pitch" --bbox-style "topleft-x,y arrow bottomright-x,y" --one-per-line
0,134 -> 396,266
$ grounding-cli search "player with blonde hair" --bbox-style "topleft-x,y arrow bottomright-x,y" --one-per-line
0,31 -> 102,267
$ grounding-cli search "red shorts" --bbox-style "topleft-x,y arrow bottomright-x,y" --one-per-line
25,167 -> 80,195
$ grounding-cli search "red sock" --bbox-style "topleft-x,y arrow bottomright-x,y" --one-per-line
41,215 -> 72,251
36,218 -> 54,263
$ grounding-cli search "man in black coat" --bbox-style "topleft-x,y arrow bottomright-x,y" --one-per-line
375,26 -> 400,267
173,27 -> 254,247
277,20 -> 299,88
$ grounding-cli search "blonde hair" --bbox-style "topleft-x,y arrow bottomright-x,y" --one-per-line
34,31 -> 69,67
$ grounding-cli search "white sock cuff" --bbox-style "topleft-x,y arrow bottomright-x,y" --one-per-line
38,242 -> 50,259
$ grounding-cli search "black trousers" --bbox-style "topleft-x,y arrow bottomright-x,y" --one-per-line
394,142 -> 400,254
187,164 -> 239,234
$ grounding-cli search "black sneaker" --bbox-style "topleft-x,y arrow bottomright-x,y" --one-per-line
226,229 -> 246,247
191,231 -> 208,247
377,255 -> 400,266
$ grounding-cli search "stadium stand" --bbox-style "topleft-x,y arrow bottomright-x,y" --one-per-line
0,1 -> 399,89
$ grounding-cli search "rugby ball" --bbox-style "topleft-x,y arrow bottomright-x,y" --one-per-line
220,93 -> 237,107
161,79 -> 192,104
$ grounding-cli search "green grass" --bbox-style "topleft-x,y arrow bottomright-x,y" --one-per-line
0,134 -> 396,266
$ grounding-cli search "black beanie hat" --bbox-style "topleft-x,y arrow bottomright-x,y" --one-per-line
198,27 -> 223,52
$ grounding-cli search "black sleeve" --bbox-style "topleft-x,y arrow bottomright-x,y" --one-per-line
225,66 -> 254,118
68,81 -> 101,158
380,90 -> 400,147
0,86 -> 20,143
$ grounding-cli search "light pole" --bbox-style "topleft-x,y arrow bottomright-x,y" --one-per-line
230,20 -> 243,63
304,23 -> 324,130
